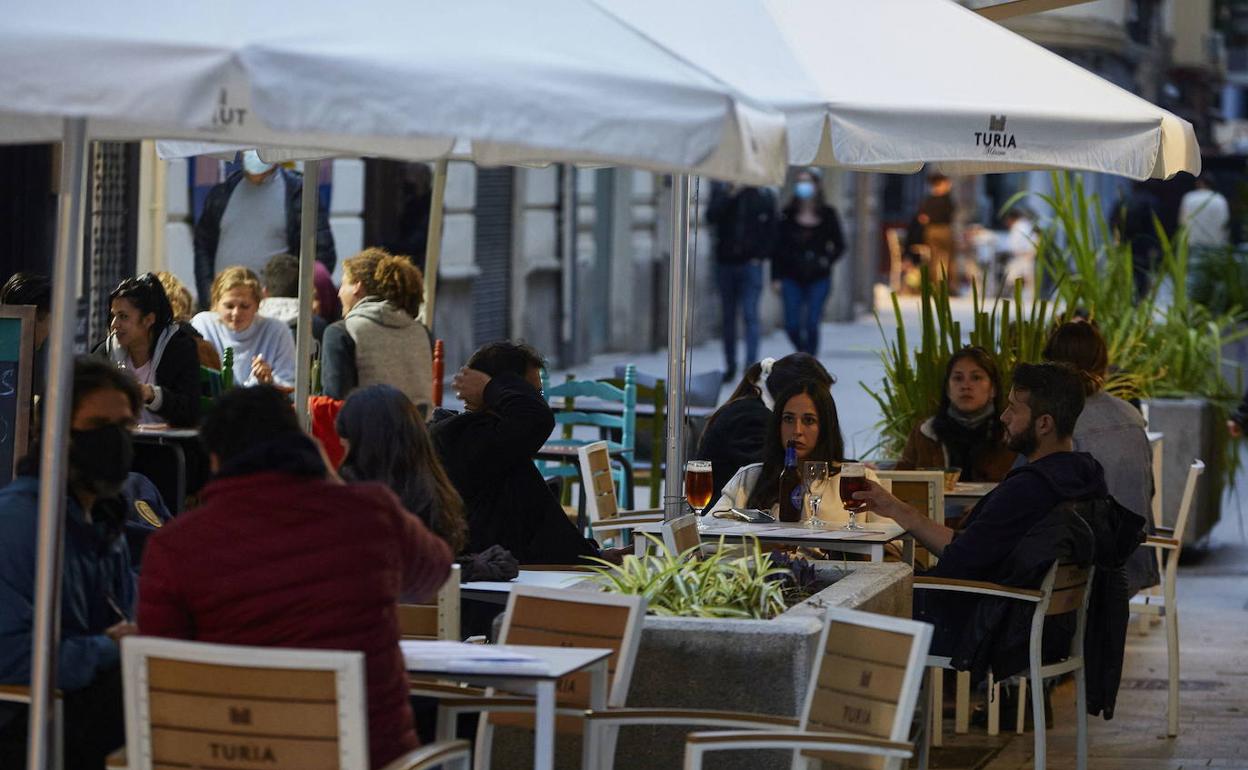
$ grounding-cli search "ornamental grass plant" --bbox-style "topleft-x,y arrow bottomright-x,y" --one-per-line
866,172 -> 1245,492
585,535 -> 790,619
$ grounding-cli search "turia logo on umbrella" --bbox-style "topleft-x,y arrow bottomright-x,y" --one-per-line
975,114 -> 1016,155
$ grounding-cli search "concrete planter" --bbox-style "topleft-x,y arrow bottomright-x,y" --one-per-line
492,561 -> 913,770
1144,397 -> 1221,545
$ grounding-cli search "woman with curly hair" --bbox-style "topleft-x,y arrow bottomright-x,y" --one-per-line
322,248 -> 432,414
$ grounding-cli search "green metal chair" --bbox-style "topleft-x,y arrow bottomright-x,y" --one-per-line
539,364 -> 636,509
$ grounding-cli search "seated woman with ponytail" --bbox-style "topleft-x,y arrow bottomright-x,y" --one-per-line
710,379 -> 850,520
695,353 -> 835,507
321,248 -> 433,415
96,273 -> 201,427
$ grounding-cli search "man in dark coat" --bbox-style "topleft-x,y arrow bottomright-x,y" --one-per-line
430,341 -> 598,565
706,182 -> 777,382
193,151 -> 337,308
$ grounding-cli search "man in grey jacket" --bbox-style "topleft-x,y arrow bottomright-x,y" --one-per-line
1044,320 -> 1159,593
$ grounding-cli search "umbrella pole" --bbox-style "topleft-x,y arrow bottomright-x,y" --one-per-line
294,159 -> 320,430
664,174 -> 692,520
28,116 -> 89,770
421,159 -> 448,330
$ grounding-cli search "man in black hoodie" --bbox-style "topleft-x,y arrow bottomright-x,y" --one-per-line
429,341 -> 598,565
858,361 -> 1105,584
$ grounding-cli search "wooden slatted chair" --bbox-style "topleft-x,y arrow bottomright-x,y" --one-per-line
876,469 -> 965,739
915,561 -> 1096,770
583,607 -> 932,770
1130,458 -> 1204,737
398,564 -> 461,642
433,585 -> 646,770
576,441 -> 664,544
0,686 -> 62,770
540,366 -> 637,509
109,636 -> 470,770
661,513 -> 702,559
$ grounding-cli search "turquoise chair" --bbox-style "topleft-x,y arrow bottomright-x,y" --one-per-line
539,364 -> 636,509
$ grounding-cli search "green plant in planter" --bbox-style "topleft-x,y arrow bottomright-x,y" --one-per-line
585,535 -> 789,619
1189,245 -> 1248,318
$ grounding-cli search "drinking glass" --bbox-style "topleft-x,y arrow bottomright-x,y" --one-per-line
684,460 -> 713,514
838,462 -> 869,531
800,461 -> 828,529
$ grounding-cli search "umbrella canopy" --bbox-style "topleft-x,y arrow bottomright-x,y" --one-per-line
0,0 -> 787,184
595,0 -> 1200,180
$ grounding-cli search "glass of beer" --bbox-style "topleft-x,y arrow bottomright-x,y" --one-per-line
838,462 -> 869,530
684,460 -> 713,514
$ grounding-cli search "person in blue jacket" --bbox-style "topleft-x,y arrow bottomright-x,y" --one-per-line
0,357 -> 140,770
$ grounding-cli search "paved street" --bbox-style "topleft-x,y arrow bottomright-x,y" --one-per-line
545,294 -> 1248,769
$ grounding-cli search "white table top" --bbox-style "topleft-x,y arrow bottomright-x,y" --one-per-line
402,640 -> 611,679
947,481 -> 997,498
462,569 -> 592,594
633,519 -> 906,543
1147,431 -> 1163,443
132,425 -> 200,439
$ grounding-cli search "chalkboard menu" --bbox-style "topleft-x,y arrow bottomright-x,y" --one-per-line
0,305 -> 35,488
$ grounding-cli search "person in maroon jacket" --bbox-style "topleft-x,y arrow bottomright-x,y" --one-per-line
137,386 -> 451,770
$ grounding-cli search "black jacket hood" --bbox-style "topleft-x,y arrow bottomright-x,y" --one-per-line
1009,450 -> 1107,502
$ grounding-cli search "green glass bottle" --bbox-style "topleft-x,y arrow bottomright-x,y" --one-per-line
220,347 -> 235,391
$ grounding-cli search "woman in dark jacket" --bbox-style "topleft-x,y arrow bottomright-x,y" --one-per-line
695,352 -> 835,508
95,273 -> 201,427
774,168 -> 845,355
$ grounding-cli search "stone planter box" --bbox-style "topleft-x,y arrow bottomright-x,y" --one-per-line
1144,397 -> 1221,545
491,561 -> 913,770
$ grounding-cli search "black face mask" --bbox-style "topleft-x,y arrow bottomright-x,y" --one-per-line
69,423 -> 133,499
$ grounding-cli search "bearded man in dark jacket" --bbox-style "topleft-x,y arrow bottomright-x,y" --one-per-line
430,342 -> 598,565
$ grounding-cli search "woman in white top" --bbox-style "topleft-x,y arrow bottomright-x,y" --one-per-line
191,266 -> 296,388
710,379 -> 852,522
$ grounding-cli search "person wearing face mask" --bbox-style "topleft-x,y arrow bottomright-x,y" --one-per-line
773,168 -> 845,355
192,149 -> 336,309
191,266 -> 297,389
94,273 -> 201,427
0,357 -> 141,770
901,346 -> 1018,483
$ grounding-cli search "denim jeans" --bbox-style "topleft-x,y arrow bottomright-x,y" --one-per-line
780,277 -> 832,355
716,261 -> 763,373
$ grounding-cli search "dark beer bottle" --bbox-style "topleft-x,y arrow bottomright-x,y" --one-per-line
220,346 -> 234,391
778,441 -> 802,523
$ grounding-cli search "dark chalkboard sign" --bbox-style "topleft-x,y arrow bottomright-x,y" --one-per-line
0,305 -> 35,487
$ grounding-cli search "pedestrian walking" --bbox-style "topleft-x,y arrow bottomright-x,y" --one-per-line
773,168 -> 844,354
706,181 -> 777,382
918,173 -> 957,288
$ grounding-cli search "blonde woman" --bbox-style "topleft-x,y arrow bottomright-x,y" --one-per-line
191,266 -> 296,388
322,248 -> 432,414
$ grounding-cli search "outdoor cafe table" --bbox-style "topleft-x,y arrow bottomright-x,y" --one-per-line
130,425 -> 200,513
461,569 -> 592,605
631,519 -> 913,564
403,640 -> 611,770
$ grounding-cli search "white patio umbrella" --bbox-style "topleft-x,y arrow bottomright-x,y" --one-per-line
0,2 -> 790,766
591,0 -> 1201,513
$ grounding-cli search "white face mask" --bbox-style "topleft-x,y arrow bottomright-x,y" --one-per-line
241,150 -> 275,177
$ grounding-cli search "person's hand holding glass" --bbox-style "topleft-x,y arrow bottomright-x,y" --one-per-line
800,460 -> 828,528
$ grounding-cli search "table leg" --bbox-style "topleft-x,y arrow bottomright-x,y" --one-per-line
901,535 -> 915,567
633,534 -> 648,557
869,543 -> 883,562
534,679 -> 556,770
167,439 -> 187,513
583,660 -> 609,770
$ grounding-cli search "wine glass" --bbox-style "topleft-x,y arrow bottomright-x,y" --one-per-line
838,462 -> 868,531
800,461 -> 828,529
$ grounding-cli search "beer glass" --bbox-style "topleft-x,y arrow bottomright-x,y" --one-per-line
800,461 -> 828,529
838,462 -> 869,531
684,460 -> 713,514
